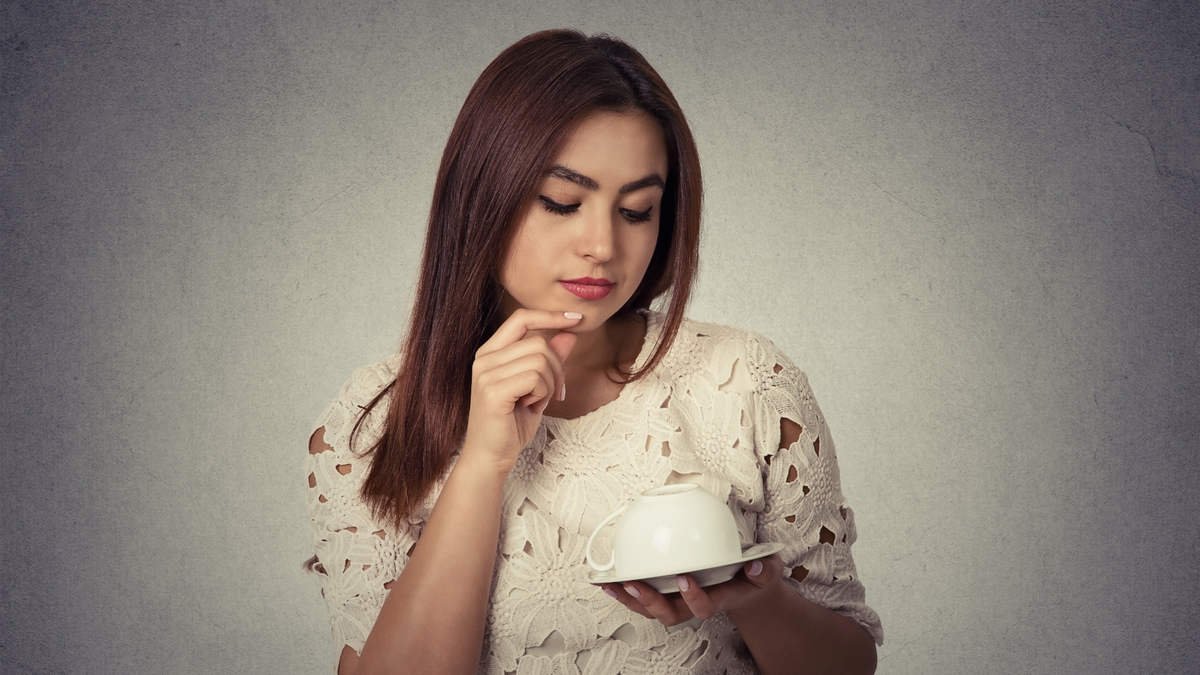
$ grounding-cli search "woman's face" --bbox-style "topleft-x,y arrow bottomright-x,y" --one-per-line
499,111 -> 668,334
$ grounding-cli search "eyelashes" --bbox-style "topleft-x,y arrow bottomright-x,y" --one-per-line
621,207 -> 654,223
538,196 -> 653,223
539,196 -> 577,216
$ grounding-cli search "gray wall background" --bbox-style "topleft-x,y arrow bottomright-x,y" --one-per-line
3,0 -> 1197,673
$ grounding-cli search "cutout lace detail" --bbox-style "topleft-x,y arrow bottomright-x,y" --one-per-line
304,315 -> 882,673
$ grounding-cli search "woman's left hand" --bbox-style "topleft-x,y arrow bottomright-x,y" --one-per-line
598,553 -> 787,626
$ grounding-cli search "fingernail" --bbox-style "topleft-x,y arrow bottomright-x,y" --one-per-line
603,587 -> 618,598
564,312 -> 583,320
677,575 -> 690,592
749,560 -> 763,577
623,584 -> 640,598
537,399 -> 550,414
559,384 -> 566,401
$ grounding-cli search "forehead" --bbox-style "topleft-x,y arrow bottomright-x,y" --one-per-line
549,111 -> 668,182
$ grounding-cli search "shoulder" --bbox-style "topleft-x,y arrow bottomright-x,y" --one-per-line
312,353 -> 403,457
330,354 -> 403,412
305,354 -> 402,533
680,316 -> 795,359
655,314 -> 803,389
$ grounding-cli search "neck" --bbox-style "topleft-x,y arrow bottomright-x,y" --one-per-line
569,318 -> 619,372
539,311 -> 648,420
567,311 -> 644,376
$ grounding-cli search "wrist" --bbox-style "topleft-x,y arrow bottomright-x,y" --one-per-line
727,576 -> 792,623
455,441 -> 516,483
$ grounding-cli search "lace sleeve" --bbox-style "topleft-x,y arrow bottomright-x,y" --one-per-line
746,335 -> 884,646
303,359 -> 419,664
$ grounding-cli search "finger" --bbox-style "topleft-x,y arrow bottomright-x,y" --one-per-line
475,332 -> 569,404
477,309 -> 583,358
515,386 -> 554,413
477,355 -> 556,410
475,343 -> 559,401
599,584 -> 653,619
742,553 -> 784,586
547,331 -> 577,398
549,331 -> 576,398
675,574 -> 718,620
621,581 -> 693,626
548,330 -> 577,362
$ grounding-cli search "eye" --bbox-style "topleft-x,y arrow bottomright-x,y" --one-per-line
539,196 -> 580,216
620,206 -> 653,223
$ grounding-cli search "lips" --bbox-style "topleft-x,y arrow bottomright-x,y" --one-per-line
560,277 -> 614,300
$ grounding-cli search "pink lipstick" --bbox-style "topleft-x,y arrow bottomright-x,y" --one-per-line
560,277 -> 614,300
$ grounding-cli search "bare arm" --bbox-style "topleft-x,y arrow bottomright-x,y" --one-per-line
336,310 -> 580,675
727,571 -> 877,675
350,452 -> 509,674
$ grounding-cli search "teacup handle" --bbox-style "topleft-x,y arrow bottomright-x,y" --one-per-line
585,504 -> 628,571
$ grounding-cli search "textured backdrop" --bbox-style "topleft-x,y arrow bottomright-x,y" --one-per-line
2,1 -> 1198,673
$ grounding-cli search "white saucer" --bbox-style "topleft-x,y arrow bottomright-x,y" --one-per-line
581,542 -> 785,594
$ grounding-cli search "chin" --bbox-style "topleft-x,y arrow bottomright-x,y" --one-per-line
568,313 -> 611,333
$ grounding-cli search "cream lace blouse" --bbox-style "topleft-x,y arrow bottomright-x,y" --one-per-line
304,313 -> 883,673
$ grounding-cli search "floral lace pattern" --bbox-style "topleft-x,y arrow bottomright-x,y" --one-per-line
305,314 -> 883,673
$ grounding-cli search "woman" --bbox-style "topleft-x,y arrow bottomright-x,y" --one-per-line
305,29 -> 882,674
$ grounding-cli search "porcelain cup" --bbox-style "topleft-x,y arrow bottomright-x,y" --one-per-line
585,483 -> 742,580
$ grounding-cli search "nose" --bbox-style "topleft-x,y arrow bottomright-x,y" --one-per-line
577,207 -> 615,263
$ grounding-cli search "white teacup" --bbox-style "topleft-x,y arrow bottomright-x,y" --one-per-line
586,483 -> 743,580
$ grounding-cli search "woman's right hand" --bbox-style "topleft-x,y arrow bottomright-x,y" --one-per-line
461,309 -> 581,473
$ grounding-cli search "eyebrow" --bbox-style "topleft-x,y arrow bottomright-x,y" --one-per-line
548,165 -> 665,194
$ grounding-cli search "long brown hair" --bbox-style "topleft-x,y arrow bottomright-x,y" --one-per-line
356,29 -> 703,526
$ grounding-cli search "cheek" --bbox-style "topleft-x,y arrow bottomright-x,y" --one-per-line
500,226 -> 558,290
633,225 -> 661,271
497,240 -> 521,288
